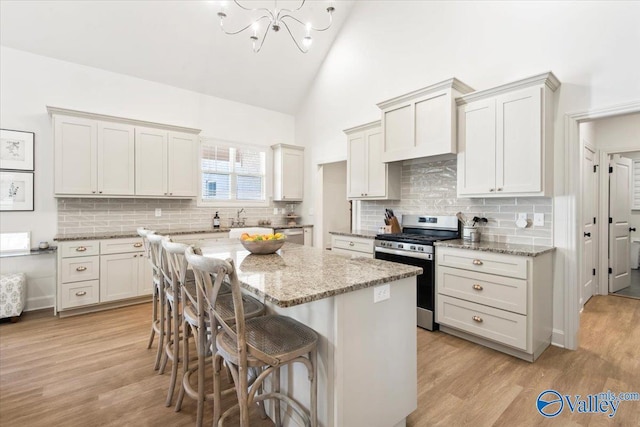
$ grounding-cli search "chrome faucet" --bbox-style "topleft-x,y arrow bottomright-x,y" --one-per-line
232,208 -> 246,227
237,208 -> 245,220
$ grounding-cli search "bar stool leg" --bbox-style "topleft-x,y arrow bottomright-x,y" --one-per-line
154,285 -> 165,371
213,354 -> 223,427
165,299 -> 181,406
274,367 -> 282,427
175,317 -> 189,412
147,284 -> 158,349
159,298 -> 173,375
310,350 -> 318,427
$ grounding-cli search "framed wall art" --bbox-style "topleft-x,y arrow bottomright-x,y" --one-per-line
0,171 -> 34,211
0,129 -> 35,171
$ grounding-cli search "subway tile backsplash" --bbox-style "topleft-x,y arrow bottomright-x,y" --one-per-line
360,158 -> 553,246
57,198 -> 298,235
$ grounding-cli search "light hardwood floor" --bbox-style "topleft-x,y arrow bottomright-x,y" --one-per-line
1,295 -> 638,426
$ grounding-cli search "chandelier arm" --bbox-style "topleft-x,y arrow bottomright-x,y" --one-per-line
280,13 -> 333,32
233,0 -> 276,19
253,23 -> 271,53
280,19 -> 309,53
276,0 -> 306,15
220,14 -> 271,36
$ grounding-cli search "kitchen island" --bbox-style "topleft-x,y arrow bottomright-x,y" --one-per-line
200,240 -> 422,427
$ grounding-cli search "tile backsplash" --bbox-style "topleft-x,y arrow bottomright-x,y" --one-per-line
360,158 -> 553,246
57,198 -> 298,235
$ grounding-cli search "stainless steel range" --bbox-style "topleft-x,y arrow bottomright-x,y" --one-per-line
374,215 -> 460,330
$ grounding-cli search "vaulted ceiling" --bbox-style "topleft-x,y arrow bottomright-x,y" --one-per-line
0,0 -> 353,114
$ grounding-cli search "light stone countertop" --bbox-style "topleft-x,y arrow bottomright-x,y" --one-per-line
328,230 -> 378,239
53,228 -> 233,242
434,239 -> 555,257
200,240 -> 422,307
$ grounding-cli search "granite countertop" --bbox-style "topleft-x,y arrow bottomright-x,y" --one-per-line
434,239 -> 555,257
200,240 -> 422,307
54,228 -> 233,241
328,230 -> 378,239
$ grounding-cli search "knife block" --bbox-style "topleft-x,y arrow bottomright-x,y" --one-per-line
389,217 -> 401,234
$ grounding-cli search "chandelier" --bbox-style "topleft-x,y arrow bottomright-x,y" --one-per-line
217,1 -> 336,53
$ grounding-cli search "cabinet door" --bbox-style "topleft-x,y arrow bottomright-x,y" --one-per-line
281,148 -> 304,200
54,115 -> 97,194
365,128 -> 386,198
457,99 -> 497,196
167,132 -> 198,197
135,127 -> 168,196
303,227 -> 313,247
496,87 -> 542,193
383,103 -> 413,162
138,257 -> 154,296
97,122 -> 135,195
347,132 -> 367,198
415,91 -> 454,157
100,253 -> 140,302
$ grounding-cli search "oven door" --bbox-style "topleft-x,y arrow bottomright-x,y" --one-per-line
374,247 -> 436,330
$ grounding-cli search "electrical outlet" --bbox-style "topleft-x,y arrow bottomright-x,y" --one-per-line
517,213 -> 527,221
373,284 -> 390,303
155,208 -> 161,217
273,208 -> 278,215
534,213 -> 544,226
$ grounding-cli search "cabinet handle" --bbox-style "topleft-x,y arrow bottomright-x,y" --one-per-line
99,191 -> 103,194
489,188 -> 495,192
497,188 -> 503,191
76,247 -> 87,252
472,284 -> 483,291
472,315 -> 483,323
169,192 -> 173,195
76,266 -> 87,272
472,259 -> 483,266
133,243 -> 143,248
349,242 -> 355,246
133,254 -> 138,258
584,232 -> 591,237
75,291 -> 87,297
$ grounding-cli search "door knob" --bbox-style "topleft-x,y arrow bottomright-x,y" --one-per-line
630,227 -> 637,232
584,232 -> 591,237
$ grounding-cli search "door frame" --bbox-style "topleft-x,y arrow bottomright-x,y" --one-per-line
580,141 -> 598,309
314,155 -> 349,249
564,100 -> 640,350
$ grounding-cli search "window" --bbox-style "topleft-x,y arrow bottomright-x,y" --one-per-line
200,140 -> 267,205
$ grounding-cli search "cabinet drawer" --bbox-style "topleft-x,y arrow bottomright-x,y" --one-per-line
61,256 -> 100,283
60,241 -> 100,258
331,236 -> 374,255
437,295 -> 527,350
60,280 -> 99,309
437,266 -> 527,315
437,247 -> 527,279
101,238 -> 145,255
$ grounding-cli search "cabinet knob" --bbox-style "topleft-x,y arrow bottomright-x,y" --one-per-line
472,259 -> 483,266
92,191 -> 96,194
133,243 -> 143,248
472,315 -> 483,323
472,284 -> 483,291
75,266 -> 87,272
497,188 -> 503,191
133,254 -> 137,258
99,191 -> 103,194
169,192 -> 173,195
76,247 -> 87,252
489,188 -> 495,192
349,242 -> 355,246
75,291 -> 87,297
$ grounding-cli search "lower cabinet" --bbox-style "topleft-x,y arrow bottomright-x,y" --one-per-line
100,252 -> 151,302
330,235 -> 374,258
303,227 -> 313,247
435,246 -> 553,362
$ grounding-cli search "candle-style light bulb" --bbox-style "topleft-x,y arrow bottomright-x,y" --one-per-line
252,21 -> 260,37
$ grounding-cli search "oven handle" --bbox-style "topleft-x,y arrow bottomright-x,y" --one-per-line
374,246 -> 433,261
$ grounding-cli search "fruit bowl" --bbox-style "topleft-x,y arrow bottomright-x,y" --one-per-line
239,234 -> 286,255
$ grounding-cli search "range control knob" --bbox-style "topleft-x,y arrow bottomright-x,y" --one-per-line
409,246 -> 416,251
397,244 -> 403,249
418,247 -> 424,252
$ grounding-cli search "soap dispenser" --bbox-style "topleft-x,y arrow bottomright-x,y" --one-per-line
213,211 -> 220,229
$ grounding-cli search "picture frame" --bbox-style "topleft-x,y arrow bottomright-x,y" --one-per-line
0,129 -> 35,171
0,171 -> 34,211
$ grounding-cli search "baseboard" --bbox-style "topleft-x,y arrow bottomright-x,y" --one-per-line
551,328 -> 565,348
24,295 -> 54,312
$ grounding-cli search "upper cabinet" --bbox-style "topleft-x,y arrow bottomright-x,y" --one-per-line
272,144 -> 304,201
50,107 -> 200,198
345,121 -> 400,200
377,78 -> 474,163
457,72 -> 560,198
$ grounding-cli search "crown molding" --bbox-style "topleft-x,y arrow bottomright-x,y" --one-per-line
456,71 -> 560,106
377,78 -> 474,110
343,120 -> 381,135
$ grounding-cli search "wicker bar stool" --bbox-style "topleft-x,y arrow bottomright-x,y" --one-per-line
184,247 -> 318,427
146,232 -> 168,371
138,227 -> 159,351
176,247 -> 265,427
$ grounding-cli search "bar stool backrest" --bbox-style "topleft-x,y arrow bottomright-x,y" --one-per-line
136,227 -> 155,260
146,233 -> 167,282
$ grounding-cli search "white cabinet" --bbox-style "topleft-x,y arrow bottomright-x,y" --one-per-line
435,246 -> 553,362
303,227 -> 313,247
330,234 -> 374,258
135,128 -> 198,197
457,72 -> 560,198
49,106 -> 200,199
345,121 -> 401,200
272,144 -> 304,201
377,78 -> 474,163
56,237 -> 152,313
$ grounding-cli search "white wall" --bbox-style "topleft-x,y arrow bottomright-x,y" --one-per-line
295,1 -> 640,346
0,46 -> 295,309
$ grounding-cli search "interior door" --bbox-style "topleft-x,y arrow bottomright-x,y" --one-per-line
581,145 -> 597,306
609,154 -> 632,293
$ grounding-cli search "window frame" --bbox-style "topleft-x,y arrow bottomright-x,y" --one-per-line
197,138 -> 271,208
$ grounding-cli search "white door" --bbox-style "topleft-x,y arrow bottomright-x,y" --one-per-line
97,122 -> 135,195
54,115 -> 97,195
167,132 -> 197,197
457,98 -> 496,196
347,133 -> 366,198
100,253 -> 139,302
581,145 -> 598,307
365,128 -> 386,198
609,154 -> 632,293
135,127 -> 167,196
